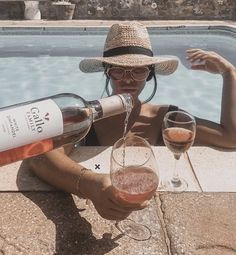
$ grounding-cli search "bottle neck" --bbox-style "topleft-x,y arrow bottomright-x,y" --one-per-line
88,94 -> 133,122
87,100 -> 103,121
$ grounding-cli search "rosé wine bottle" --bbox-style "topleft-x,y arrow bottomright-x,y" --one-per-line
0,93 -> 133,166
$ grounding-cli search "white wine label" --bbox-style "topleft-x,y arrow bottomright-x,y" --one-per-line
0,99 -> 63,152
99,95 -> 125,118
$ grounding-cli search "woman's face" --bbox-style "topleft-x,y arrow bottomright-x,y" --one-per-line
107,66 -> 150,101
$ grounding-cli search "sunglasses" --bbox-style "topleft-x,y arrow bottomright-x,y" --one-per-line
107,66 -> 151,81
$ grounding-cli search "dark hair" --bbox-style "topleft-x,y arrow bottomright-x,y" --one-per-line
144,73 -> 157,103
146,65 -> 155,81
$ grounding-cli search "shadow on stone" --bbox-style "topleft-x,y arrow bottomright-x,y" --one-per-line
16,161 -> 120,254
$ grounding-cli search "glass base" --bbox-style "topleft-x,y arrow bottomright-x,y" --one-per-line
161,177 -> 188,192
115,219 -> 151,241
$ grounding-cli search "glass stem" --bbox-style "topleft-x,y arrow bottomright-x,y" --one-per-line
172,153 -> 181,184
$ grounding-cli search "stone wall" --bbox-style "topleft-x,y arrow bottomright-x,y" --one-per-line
0,0 -> 236,20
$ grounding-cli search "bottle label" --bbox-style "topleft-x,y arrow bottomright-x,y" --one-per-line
98,95 -> 125,118
0,99 -> 63,152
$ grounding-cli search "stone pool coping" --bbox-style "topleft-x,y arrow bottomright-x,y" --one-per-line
0,146 -> 235,254
1,146 -> 236,192
0,20 -> 235,38
0,19 -> 235,28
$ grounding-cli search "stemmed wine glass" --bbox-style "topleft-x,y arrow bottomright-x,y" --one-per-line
110,135 -> 159,241
162,110 -> 196,192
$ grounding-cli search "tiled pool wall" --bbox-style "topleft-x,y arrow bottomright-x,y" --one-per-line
0,0 -> 236,20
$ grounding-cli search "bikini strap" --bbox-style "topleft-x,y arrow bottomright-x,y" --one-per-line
167,104 -> 178,112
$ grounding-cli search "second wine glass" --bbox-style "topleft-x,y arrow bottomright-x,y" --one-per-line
110,135 -> 159,241
162,110 -> 196,192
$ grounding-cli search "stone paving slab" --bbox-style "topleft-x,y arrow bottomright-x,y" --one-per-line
188,147 -> 236,192
0,146 -> 200,192
1,192 -> 235,255
0,160 -> 56,191
72,146 -> 201,192
0,192 -> 168,255
159,192 -> 236,255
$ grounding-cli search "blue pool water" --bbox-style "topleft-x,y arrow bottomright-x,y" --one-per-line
0,27 -> 235,122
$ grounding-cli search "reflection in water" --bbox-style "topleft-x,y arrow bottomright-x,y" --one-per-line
0,31 -> 235,121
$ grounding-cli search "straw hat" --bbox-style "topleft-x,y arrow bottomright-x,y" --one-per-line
79,21 -> 178,75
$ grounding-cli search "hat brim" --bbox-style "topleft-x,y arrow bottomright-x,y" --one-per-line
79,54 -> 179,75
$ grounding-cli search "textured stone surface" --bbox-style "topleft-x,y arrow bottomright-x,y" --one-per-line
0,0 -> 235,20
1,192 -> 236,254
0,146 -> 201,192
0,160 -> 56,191
0,192 -> 168,255
159,192 -> 236,255
188,147 -> 236,192
0,2 -> 24,20
73,146 -> 201,191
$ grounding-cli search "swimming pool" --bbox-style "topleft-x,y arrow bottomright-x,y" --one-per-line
0,26 -> 235,122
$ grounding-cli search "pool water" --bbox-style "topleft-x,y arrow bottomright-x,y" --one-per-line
0,27 -> 235,123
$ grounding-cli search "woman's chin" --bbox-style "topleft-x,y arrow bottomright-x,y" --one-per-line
119,89 -> 137,96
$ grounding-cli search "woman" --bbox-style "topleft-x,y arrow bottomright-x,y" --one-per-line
29,22 -> 236,220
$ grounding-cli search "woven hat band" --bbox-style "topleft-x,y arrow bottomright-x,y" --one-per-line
103,46 -> 153,58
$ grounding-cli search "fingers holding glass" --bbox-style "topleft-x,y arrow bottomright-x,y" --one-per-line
110,135 -> 159,240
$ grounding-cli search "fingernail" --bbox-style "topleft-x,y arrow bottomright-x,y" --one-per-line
141,200 -> 150,207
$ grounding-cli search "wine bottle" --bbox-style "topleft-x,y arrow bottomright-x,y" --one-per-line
0,93 -> 133,166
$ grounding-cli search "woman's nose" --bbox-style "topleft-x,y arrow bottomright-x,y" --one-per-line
123,71 -> 133,82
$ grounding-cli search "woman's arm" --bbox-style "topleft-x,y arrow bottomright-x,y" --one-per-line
186,49 -> 236,148
28,147 -> 147,220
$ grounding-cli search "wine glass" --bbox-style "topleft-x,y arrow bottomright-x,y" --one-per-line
162,110 -> 196,192
110,135 -> 159,241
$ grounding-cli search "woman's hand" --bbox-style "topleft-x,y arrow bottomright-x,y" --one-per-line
29,147 -> 150,221
186,49 -> 235,75
81,172 -> 149,220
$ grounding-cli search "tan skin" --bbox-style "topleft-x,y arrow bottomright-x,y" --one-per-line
28,49 -> 236,220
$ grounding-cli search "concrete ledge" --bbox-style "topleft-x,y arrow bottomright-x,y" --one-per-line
0,20 -> 236,28
0,146 -> 201,192
0,24 -> 235,37
188,147 -> 236,192
0,146 -> 236,253
0,160 -> 56,191
1,146 -> 236,192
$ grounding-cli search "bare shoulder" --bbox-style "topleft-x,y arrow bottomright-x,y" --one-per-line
137,103 -> 171,145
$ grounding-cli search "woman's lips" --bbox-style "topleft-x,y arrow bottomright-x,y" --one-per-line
120,88 -> 136,92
